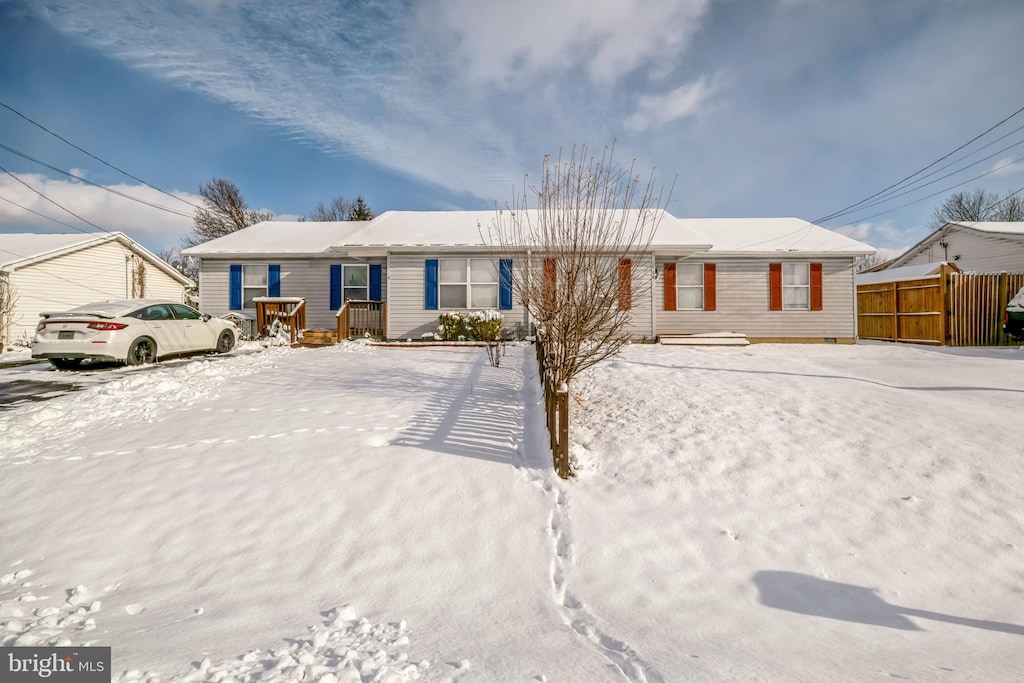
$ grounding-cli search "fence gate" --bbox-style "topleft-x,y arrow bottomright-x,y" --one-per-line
948,272 -> 1024,346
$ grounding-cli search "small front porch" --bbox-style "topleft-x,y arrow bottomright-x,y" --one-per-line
252,298 -> 387,346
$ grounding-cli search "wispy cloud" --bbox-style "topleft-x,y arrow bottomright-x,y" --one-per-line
989,157 -> 1024,177
625,76 -> 719,132
832,220 -> 918,253
0,172 -> 197,249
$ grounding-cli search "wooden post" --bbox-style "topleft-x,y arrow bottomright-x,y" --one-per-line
939,264 -> 949,345
381,301 -> 388,339
997,271 -> 1009,346
890,281 -> 898,342
555,386 -> 570,479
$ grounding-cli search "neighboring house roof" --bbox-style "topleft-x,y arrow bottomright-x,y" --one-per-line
678,217 -> 875,255
0,231 -> 193,286
855,262 -> 958,286
181,221 -> 363,256
887,221 -> 1024,269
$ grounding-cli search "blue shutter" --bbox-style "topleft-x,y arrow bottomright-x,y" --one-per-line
369,264 -> 382,301
330,265 -> 342,310
424,259 -> 439,310
499,259 -> 513,310
229,265 -> 242,310
268,264 -> 281,297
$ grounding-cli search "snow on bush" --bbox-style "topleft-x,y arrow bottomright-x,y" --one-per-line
435,312 -> 464,341
465,310 -> 504,367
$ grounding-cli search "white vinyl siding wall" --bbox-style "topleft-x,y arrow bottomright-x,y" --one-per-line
6,241 -> 186,343
898,230 -> 1024,273
197,258 -> 387,330
655,256 -> 857,339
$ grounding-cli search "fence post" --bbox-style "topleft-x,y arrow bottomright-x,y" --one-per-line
997,271 -> 1009,346
890,281 -> 898,342
555,385 -> 570,479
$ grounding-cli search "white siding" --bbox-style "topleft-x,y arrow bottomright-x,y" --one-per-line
654,256 -> 857,340
386,253 -> 530,339
197,257 -> 387,331
6,241 -> 186,343
899,230 -> 1024,273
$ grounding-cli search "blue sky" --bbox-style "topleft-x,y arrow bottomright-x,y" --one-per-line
0,0 -> 1022,255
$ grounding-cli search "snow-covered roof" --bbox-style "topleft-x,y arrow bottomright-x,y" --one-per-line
951,221 -> 1024,236
181,221 -> 364,256
679,218 -> 876,254
0,232 -> 102,269
0,231 -> 192,286
856,262 -> 952,286
335,210 -> 713,250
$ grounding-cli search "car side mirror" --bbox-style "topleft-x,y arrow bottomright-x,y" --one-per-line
202,314 -> 212,322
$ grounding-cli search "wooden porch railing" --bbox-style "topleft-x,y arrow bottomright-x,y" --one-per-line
337,300 -> 386,340
254,297 -> 306,344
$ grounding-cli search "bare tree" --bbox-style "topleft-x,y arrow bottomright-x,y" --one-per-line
183,178 -> 273,247
927,188 -> 1024,230
856,251 -> 891,272
0,273 -> 18,348
487,144 -> 670,406
307,196 -> 354,222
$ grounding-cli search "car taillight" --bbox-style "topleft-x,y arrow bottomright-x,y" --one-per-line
36,320 -> 46,332
87,322 -> 128,331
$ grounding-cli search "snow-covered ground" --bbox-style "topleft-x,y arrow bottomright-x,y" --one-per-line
1,341 -> 1022,681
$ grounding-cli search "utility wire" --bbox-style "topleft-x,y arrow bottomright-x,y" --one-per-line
828,158 -> 1024,230
0,162 -> 108,234
0,99 -> 204,211
816,103 -> 1024,224
0,142 -> 194,219
0,193 -> 84,231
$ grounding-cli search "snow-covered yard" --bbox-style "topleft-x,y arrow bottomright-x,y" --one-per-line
0,341 -> 1022,681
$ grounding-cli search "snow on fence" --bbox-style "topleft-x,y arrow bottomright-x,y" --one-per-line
534,334 -> 570,478
254,297 -> 307,344
856,264 -> 1024,346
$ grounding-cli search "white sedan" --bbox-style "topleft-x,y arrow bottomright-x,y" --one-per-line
32,299 -> 238,370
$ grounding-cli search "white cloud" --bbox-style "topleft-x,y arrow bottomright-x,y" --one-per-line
831,220 -> 917,252
624,76 -> 719,132
413,0 -> 709,86
0,173 -> 198,250
989,157 -> 1024,177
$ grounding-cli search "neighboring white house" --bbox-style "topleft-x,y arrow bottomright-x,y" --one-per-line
887,221 -> 1024,273
183,211 -> 875,343
0,232 -> 193,345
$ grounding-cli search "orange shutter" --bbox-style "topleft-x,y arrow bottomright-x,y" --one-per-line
810,262 -> 823,311
664,263 -> 676,311
769,263 -> 782,311
543,258 -> 557,312
618,259 -> 632,310
704,263 -> 716,311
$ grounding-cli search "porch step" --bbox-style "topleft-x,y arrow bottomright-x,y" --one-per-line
294,329 -> 339,347
660,332 -> 750,346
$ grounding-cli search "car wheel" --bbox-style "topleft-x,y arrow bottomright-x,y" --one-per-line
215,330 -> 235,354
49,358 -> 83,370
126,337 -> 157,366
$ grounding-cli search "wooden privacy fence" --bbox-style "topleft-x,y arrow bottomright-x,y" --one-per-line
254,297 -> 307,344
857,264 -> 1024,346
337,300 -> 386,339
535,334 -> 571,479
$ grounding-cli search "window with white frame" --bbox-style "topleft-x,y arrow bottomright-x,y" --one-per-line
783,262 -> 810,310
242,265 -> 267,309
676,262 -> 704,310
343,264 -> 369,301
439,258 -> 498,308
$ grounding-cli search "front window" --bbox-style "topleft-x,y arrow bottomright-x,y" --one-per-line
676,262 -> 704,310
439,258 -> 498,309
343,264 -> 369,301
783,263 -> 810,310
170,304 -> 202,320
243,265 -> 267,309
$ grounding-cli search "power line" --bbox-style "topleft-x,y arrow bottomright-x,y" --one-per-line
0,162 -> 109,234
828,159 -> 1024,230
0,193 -> 85,231
0,99 -> 204,211
0,142 -> 194,219
816,103 -> 1024,224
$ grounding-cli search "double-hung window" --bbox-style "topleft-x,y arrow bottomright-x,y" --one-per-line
343,264 -> 369,301
676,262 -> 705,310
242,265 -> 267,309
439,259 -> 498,308
783,263 -> 810,310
